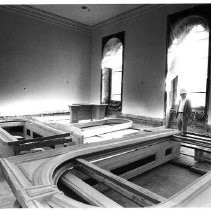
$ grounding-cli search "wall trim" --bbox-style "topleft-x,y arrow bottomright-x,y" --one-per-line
92,4 -> 166,32
1,5 -> 91,35
2,5 -> 167,34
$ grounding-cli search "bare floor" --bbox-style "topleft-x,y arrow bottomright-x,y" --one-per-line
0,168 -> 19,208
130,162 -> 201,199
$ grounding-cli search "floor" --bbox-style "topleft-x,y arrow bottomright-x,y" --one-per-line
0,167 -> 19,208
130,162 -> 201,199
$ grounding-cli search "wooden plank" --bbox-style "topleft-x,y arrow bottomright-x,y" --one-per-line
0,127 -> 18,144
14,137 -> 73,154
26,119 -> 65,135
174,135 -> 211,144
77,166 -> 152,207
170,159 -> 193,168
90,141 -> 179,182
8,133 -> 70,146
76,158 -> 166,205
48,193 -> 92,208
61,172 -> 122,207
181,143 -> 211,154
184,134 -> 211,143
82,138 -> 168,162
190,167 -> 208,175
173,136 -> 211,148
180,140 -> 211,150
0,121 -> 25,128
186,131 -> 211,138
170,159 -> 207,175
93,147 -> 152,171
179,153 -> 211,163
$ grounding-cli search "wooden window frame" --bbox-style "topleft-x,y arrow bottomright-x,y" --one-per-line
100,31 -> 125,111
165,5 -> 211,121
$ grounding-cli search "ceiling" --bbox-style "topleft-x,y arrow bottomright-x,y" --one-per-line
32,4 -> 141,26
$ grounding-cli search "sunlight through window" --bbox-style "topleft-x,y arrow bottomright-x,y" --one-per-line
101,38 -> 123,103
166,20 -> 209,108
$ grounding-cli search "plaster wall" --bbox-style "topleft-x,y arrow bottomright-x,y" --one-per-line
0,8 -> 91,116
90,4 -> 195,119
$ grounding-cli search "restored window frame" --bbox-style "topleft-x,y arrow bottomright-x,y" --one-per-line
165,5 -> 211,122
100,31 -> 125,112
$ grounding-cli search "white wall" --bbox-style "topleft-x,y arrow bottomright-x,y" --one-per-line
2,4 -> 209,123
0,8 -> 91,116
90,4 -> 195,119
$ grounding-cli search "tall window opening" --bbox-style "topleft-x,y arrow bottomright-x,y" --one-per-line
166,16 -> 209,121
101,32 -> 124,115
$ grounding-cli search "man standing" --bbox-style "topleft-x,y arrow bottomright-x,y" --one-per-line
176,88 -> 192,134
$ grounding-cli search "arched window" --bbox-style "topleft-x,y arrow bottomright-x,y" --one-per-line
101,32 -> 124,115
166,15 -> 209,119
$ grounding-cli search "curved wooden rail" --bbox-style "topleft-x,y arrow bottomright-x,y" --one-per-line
31,129 -> 179,207
1,129 -> 181,208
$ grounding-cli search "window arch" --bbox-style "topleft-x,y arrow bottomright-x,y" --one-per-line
166,14 -> 210,121
101,32 -> 124,115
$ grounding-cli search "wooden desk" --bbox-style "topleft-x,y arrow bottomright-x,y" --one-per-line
69,104 -> 107,123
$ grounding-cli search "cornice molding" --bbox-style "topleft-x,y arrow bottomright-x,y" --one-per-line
1,5 -> 167,34
92,4 -> 166,32
1,5 -> 91,35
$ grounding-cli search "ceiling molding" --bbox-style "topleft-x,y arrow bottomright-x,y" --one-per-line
1,5 -> 91,35
92,4 -> 166,32
1,5 -> 167,35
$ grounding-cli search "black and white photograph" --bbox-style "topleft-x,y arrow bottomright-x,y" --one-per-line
0,0 -> 211,208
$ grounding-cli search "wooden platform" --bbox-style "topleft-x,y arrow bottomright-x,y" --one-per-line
2,119 -> 211,207
0,129 -> 181,208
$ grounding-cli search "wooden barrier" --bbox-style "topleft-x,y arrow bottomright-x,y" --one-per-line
0,119 -> 76,156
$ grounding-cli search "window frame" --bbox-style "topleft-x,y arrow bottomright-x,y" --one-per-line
165,5 -> 211,121
100,31 -> 125,111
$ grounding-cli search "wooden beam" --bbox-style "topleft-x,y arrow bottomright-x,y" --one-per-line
186,131 -> 211,138
170,159 -> 207,175
8,133 -> 70,146
82,138 -> 167,162
14,137 -> 74,154
77,166 -> 152,207
173,136 -> 211,148
75,158 -> 167,205
184,134 -> 211,143
0,127 -> 18,144
190,167 -> 208,175
181,143 -> 211,154
174,134 -> 211,144
0,121 -> 25,128
61,172 -> 122,207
